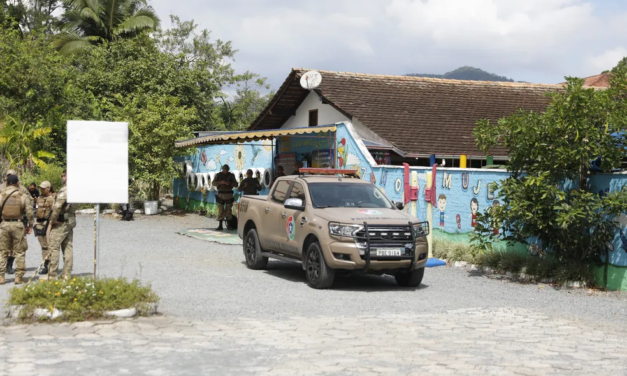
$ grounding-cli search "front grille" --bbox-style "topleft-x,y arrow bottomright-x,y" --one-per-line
354,224 -> 415,260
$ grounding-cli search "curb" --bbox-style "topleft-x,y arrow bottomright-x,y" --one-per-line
5,303 -> 158,321
446,261 -> 586,288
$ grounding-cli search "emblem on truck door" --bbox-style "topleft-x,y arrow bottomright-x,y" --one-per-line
286,216 -> 295,240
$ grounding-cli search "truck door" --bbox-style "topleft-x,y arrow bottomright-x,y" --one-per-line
263,180 -> 291,251
281,182 -> 308,256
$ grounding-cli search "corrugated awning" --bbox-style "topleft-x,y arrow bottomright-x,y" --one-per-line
175,125 -> 337,148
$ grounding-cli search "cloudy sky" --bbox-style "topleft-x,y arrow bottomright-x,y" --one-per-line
151,0 -> 627,90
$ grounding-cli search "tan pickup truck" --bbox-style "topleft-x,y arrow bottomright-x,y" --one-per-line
237,170 -> 429,289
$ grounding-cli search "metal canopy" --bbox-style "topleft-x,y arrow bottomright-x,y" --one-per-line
175,125 -> 337,148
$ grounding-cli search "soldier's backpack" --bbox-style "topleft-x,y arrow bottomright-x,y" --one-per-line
0,190 -> 19,223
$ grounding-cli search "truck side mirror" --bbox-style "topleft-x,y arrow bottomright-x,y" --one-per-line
284,198 -> 305,211
395,201 -> 404,210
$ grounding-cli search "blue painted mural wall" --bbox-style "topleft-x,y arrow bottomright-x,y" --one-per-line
173,140 -> 274,206
588,174 -> 627,268
334,123 -> 508,237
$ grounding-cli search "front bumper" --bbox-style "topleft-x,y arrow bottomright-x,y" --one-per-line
323,240 -> 428,271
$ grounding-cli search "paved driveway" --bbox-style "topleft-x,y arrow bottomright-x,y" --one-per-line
1,214 -> 626,375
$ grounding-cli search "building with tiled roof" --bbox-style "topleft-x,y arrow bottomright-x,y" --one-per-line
249,69 -> 564,166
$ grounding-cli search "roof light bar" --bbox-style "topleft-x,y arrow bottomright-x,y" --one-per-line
298,168 -> 358,176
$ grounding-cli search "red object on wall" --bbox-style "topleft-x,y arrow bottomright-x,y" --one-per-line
410,186 -> 419,201
403,163 -> 410,205
424,164 -> 438,206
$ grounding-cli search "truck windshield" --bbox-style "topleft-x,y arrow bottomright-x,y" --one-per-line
308,183 -> 393,209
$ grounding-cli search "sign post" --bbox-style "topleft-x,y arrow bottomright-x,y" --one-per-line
67,121 -> 128,279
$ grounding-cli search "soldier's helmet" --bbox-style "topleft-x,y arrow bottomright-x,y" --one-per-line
6,169 -> 16,176
39,181 -> 52,189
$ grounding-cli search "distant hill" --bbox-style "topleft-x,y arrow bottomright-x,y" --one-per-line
406,66 -> 515,82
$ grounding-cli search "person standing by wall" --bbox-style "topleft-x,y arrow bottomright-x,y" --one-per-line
239,169 -> 262,196
0,174 -> 34,285
48,170 -> 77,280
1,169 -> 33,275
34,181 -> 55,275
212,165 -> 237,231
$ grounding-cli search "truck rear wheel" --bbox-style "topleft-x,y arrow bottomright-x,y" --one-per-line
244,229 -> 268,270
395,267 -> 424,287
305,241 -> 335,289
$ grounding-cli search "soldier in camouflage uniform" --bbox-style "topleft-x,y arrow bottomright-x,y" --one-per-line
48,170 -> 77,280
238,169 -> 262,195
212,165 -> 238,231
34,181 -> 55,275
0,174 -> 34,285
2,169 -> 33,275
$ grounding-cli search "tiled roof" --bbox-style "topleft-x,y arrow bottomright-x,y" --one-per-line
250,69 -> 565,158
582,73 -> 611,88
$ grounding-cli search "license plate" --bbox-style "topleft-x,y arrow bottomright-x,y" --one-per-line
375,248 -> 403,256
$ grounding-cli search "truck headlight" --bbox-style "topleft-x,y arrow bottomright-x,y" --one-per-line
412,222 -> 429,237
328,223 -> 363,237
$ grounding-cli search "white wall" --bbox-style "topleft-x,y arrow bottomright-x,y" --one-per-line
280,92 -> 392,147
281,92 -> 350,129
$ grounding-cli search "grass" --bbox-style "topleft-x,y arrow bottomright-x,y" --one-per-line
7,277 -> 159,322
433,238 -> 594,286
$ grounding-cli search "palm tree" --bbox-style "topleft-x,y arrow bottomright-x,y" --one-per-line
54,0 -> 160,54
0,115 -> 55,174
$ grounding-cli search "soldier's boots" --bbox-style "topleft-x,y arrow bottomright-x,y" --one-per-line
6,257 -> 15,275
216,221 -> 224,231
14,275 -> 24,285
39,260 -> 50,275
0,275 -> 4,285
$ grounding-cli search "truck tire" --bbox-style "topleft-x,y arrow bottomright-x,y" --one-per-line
305,241 -> 335,289
395,267 -> 425,287
243,229 -> 268,270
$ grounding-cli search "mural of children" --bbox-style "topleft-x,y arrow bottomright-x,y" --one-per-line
456,214 -> 461,230
470,198 -> 479,227
437,193 -> 447,231
492,200 -> 501,235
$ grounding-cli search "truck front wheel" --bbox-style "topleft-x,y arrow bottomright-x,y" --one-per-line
395,267 -> 425,287
305,242 -> 335,289
244,229 -> 268,270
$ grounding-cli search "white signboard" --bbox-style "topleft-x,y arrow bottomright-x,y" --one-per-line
67,121 -> 129,203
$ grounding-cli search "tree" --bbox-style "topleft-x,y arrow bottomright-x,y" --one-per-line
156,16 -> 272,131
471,58 -> 627,271
55,0 -> 159,54
217,71 -> 272,131
0,25 -> 72,161
0,115 -> 55,174
100,93 -> 197,200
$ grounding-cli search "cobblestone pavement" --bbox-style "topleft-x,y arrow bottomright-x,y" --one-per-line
2,307 -> 627,375
1,214 -> 627,375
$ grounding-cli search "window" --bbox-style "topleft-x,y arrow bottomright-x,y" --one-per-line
289,183 -> 306,205
271,180 -> 290,203
308,183 -> 393,209
309,109 -> 318,127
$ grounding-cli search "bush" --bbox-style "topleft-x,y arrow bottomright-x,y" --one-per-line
20,163 -> 65,192
8,277 -> 159,322
523,257 -> 542,277
499,252 -> 526,274
475,251 -> 502,270
433,239 -> 474,263
553,260 -> 594,285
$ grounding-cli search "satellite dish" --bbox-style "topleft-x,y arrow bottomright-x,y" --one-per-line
300,71 -> 322,90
